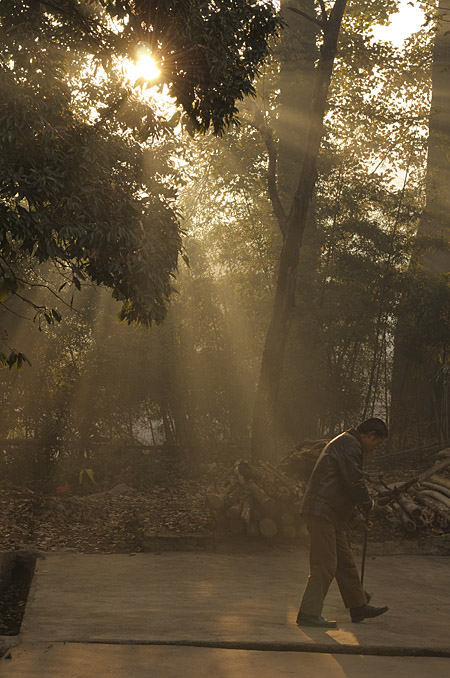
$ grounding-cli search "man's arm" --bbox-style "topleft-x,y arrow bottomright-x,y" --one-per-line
334,440 -> 373,513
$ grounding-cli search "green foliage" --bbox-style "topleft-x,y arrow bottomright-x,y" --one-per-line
396,269 -> 450,364
2,0 -> 449,474
102,0 -> 282,134
170,0 -> 438,440
0,0 -> 280,339
0,349 -> 31,370
0,0 -> 182,328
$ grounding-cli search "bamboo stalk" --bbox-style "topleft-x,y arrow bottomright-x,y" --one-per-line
421,481 -> 450,500
420,489 -> 450,511
430,474 -> 450,491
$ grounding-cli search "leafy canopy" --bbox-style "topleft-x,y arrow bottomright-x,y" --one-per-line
0,0 -> 280,351
103,0 -> 281,134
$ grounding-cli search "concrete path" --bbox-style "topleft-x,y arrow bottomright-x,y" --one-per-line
2,550 -> 450,677
4,643 -> 450,678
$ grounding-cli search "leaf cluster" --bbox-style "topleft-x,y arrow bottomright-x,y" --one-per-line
0,1 -> 183,327
102,0 -> 282,133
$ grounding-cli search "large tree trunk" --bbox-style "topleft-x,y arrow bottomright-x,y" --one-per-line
390,4 -> 450,447
275,3 -> 326,444
157,317 -> 201,468
275,1 -> 318,201
251,0 -> 348,461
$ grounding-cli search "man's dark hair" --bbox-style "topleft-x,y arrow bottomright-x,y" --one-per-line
357,418 -> 388,438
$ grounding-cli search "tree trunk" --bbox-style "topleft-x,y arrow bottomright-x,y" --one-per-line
251,0 -> 348,461
390,4 -> 450,446
276,1 -> 318,203
276,2 -> 326,444
158,317 -> 201,468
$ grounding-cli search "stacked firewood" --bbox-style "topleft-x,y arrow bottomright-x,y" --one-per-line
374,474 -> 450,534
370,479 -> 426,532
367,448 -> 450,534
206,445 -> 450,540
206,460 -> 308,539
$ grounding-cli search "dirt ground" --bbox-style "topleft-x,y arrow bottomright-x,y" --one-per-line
0,466 -> 442,555
0,477 -> 219,554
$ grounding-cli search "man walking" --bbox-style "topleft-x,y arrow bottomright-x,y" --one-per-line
296,418 -> 389,629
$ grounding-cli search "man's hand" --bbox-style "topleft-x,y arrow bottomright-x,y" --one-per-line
352,516 -> 373,531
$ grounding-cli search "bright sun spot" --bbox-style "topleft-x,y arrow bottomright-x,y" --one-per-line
372,0 -> 425,47
123,52 -> 161,84
120,52 -> 177,118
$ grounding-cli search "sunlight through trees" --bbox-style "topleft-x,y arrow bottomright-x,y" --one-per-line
1,1 -> 449,483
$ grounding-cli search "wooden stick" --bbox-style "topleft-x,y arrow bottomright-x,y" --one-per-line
262,461 -> 302,491
413,491 -> 450,524
397,493 -> 423,520
421,481 -> 450,500
392,501 -> 416,531
430,475 -> 450,491
420,489 -> 450,511
240,495 -> 252,525
247,480 -> 277,517
378,454 -> 450,498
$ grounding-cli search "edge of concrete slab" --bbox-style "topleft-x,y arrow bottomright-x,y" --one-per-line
139,534 -> 450,556
12,638 -> 450,659
5,642 -> 450,678
6,534 -> 450,555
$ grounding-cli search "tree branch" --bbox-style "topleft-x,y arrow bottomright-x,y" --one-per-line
14,278 -> 80,313
0,301 -> 32,322
261,127 -> 288,236
287,6 -> 324,29
317,0 -> 328,24
247,106 -> 287,235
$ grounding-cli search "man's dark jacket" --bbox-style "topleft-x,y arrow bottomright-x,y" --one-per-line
300,430 -> 373,526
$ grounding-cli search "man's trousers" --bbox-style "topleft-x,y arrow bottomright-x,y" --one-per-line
299,515 -> 366,617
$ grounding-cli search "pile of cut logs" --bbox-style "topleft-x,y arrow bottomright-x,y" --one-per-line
373,473 -> 450,534
206,444 -> 450,540
206,460 -> 307,539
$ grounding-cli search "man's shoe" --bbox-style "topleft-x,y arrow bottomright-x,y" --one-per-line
350,604 -> 389,623
296,613 -> 337,628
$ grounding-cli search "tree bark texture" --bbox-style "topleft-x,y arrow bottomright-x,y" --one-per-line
251,0 -> 348,461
